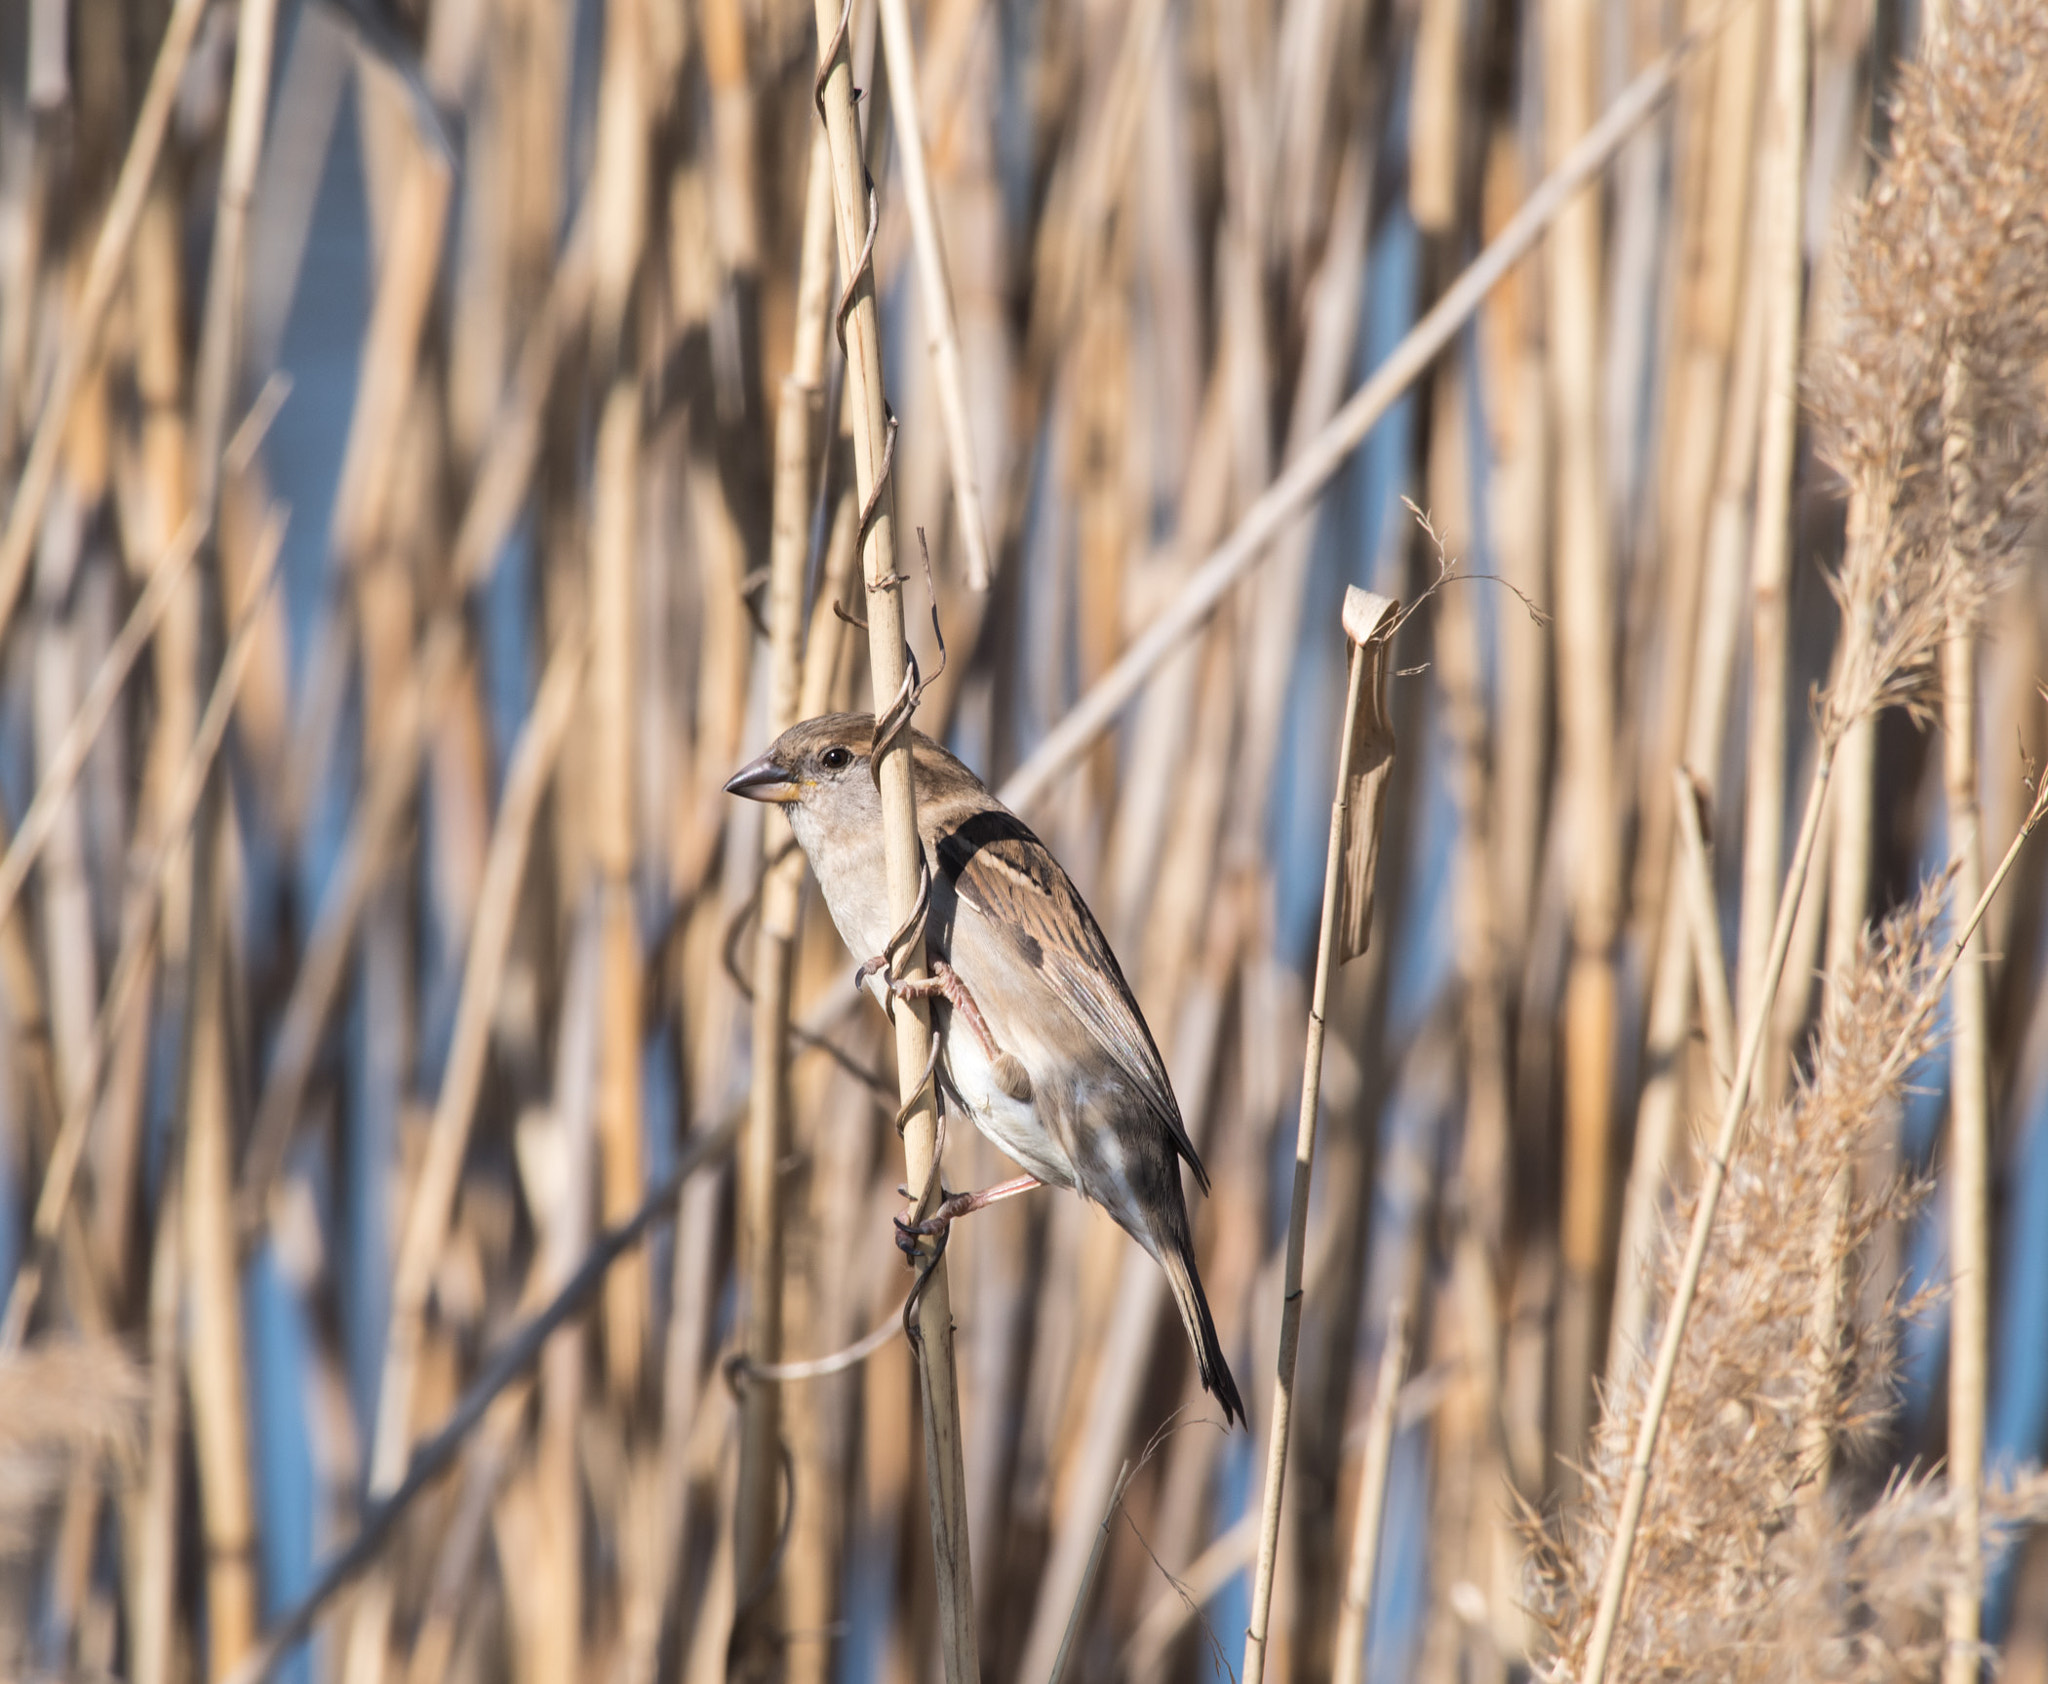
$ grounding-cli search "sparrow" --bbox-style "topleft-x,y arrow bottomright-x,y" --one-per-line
725,713 -> 1245,1426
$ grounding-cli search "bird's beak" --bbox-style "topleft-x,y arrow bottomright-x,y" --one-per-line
723,752 -> 801,804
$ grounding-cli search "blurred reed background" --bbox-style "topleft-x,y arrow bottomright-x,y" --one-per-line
3,0 -> 2048,1680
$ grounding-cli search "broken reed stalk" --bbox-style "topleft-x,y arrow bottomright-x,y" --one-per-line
0,0 -> 210,636
996,0 -> 1744,816
873,0 -> 994,592
1243,587 -> 1397,1684
1330,1306 -> 1412,1684
809,2 -> 980,1677
1939,609 -> 1988,1684
734,108 -> 838,1662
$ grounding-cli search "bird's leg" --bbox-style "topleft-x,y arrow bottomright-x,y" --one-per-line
895,1175 -> 1044,1256
861,958 -> 1034,1101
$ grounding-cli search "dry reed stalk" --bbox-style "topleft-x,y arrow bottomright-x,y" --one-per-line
1607,241 -> 1769,1374
1012,623 -> 1243,1684
1423,379 -> 1516,1684
591,383 -> 649,1404
0,0 -> 208,635
449,204 -> 594,590
1939,551 -> 1989,1684
1578,748 -> 1835,1683
224,1109 -> 741,1684
1229,135 -> 1374,848
341,629 -> 584,1684
874,0 -> 993,591
1581,530 -> 2048,1680
732,96 -> 838,1674
183,830 -> 258,1682
1331,1307 -> 1413,1684
129,1174 -> 182,1684
1673,773 -> 1738,1089
1046,1457 -> 1137,1684
999,7 -> 1739,815
0,510 -> 200,926
188,0 -> 279,524
810,0 -> 980,1673
585,0 -> 655,1431
1474,133 -> 1550,1002
1733,0 -> 1807,1036
1545,881 -> 1967,1679
525,916 -> 598,1684
1242,589 -> 1395,1684
1633,0 -> 1761,912
1542,0 -> 1622,1478
235,626 -> 458,1229
0,510 -> 284,1350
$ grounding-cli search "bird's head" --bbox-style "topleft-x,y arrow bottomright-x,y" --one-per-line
722,713 -> 882,827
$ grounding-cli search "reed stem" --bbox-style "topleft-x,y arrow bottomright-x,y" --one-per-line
1243,612 -> 1374,1684
810,2 -> 980,1674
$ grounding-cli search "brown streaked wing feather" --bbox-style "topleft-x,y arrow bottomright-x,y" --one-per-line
935,811 -> 1209,1191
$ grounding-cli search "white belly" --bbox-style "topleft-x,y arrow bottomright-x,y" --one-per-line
940,1029 -> 1075,1191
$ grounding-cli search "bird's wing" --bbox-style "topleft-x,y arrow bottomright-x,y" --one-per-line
936,812 -> 1209,1192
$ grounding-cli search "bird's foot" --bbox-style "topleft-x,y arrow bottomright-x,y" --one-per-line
857,959 -> 1033,1101
893,1175 -> 1045,1258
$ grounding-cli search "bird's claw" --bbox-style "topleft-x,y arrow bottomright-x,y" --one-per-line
894,1207 -> 952,1261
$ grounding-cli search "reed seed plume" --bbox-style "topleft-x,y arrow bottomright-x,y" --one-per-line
0,1339 -> 145,1554
1535,890 -> 1962,1682
1811,0 -> 2048,731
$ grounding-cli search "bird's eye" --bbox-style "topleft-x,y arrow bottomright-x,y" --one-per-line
820,746 -> 852,771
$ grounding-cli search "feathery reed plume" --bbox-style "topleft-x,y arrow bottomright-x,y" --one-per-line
1810,1 -> 2048,726
1536,889 -> 1967,1679
0,1338 -> 144,1553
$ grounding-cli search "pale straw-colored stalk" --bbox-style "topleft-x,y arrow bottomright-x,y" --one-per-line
1938,514 -> 1989,1684
810,0 -> 980,1672
874,0 -> 994,590
1732,0 -> 1807,1039
1242,597 -> 1381,1684
732,107 -> 838,1669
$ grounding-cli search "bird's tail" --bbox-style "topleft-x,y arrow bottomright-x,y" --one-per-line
1161,1235 -> 1245,1428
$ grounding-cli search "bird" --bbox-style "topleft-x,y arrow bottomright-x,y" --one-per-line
725,712 -> 1245,1426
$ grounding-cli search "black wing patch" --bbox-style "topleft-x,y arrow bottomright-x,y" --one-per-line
934,809 -> 1209,1192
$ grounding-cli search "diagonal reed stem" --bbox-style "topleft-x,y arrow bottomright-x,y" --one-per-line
997,0 -> 1747,816
1581,744 -> 1834,1683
